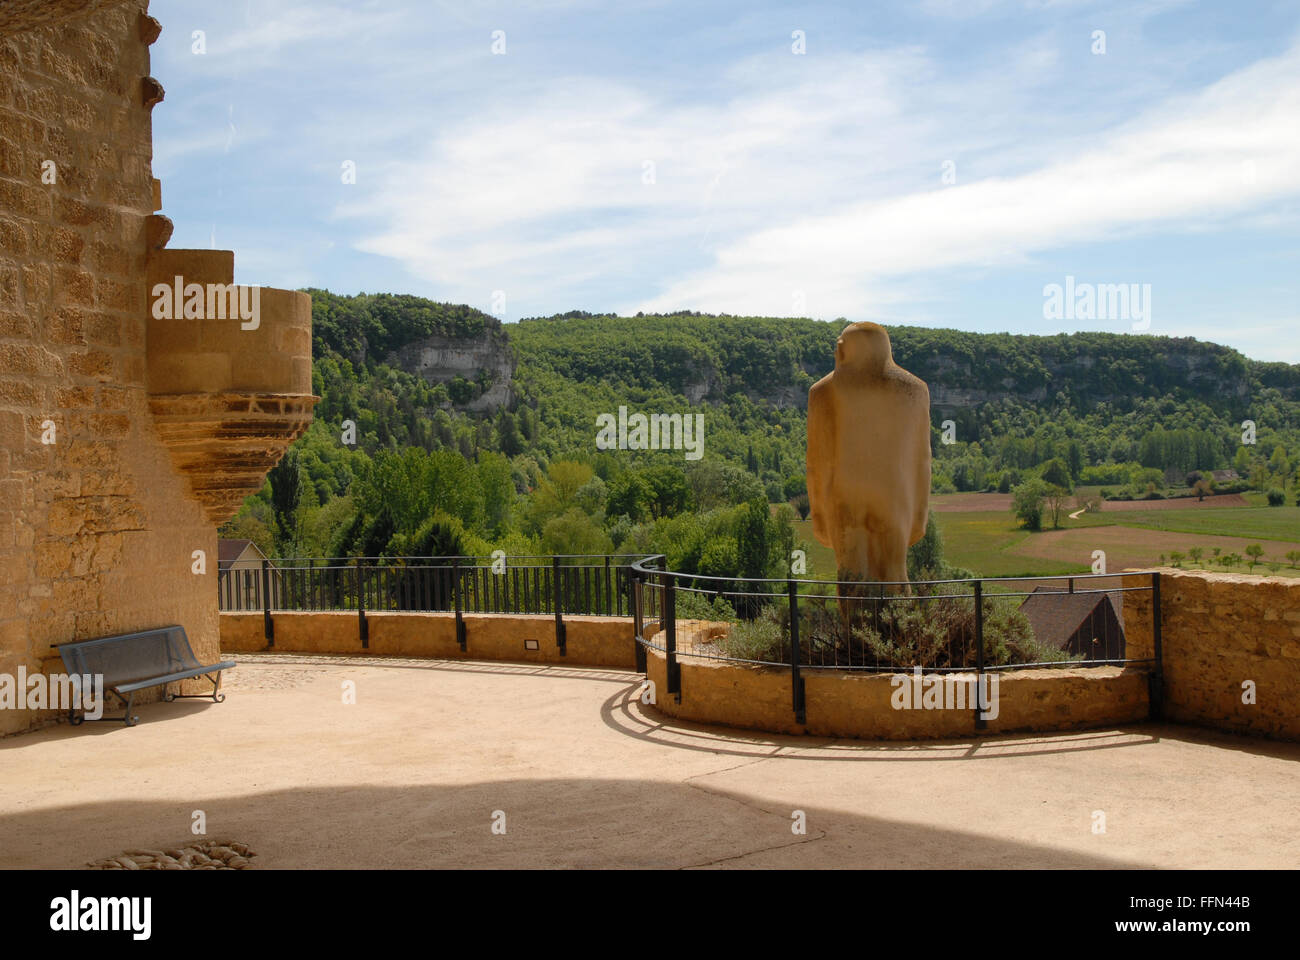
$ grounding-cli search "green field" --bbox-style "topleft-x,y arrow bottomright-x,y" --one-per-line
791,500 -> 1300,581
1105,506 -> 1300,542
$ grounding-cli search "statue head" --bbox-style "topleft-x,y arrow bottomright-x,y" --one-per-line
834,321 -> 892,375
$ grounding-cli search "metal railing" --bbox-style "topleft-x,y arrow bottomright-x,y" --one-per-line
217,552 -> 1162,725
217,554 -> 658,655
628,559 -> 1163,727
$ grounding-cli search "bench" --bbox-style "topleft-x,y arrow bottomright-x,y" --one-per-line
55,625 -> 236,726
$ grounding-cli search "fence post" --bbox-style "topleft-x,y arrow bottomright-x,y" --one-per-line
552,557 -> 566,656
973,579 -> 985,731
1150,572 -> 1163,720
261,559 -> 274,648
789,578 -> 805,725
632,569 -> 647,673
453,558 -> 466,652
357,560 -> 368,649
664,573 -> 680,701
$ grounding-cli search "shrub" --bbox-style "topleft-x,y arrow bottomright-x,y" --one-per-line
1267,488 -> 1285,506
675,589 -> 737,623
790,492 -> 810,520
1011,479 -> 1048,530
716,614 -> 784,662
712,590 -> 1074,669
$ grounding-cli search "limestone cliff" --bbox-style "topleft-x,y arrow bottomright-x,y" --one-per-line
385,331 -> 515,413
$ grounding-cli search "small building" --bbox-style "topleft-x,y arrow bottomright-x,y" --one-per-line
218,539 -> 281,610
1018,587 -> 1125,661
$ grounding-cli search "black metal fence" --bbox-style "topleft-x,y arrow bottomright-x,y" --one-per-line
217,552 -> 1162,725
219,555 -> 650,616
630,559 -> 1162,727
218,554 -> 664,654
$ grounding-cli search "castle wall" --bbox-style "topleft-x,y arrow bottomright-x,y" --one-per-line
0,1 -> 313,733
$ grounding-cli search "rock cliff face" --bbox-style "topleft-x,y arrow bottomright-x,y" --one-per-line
386,333 -> 515,412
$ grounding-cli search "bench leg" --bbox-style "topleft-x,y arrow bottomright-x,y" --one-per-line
73,688 -> 138,725
164,671 -> 225,703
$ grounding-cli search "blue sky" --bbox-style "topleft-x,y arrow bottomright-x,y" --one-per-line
149,0 -> 1300,362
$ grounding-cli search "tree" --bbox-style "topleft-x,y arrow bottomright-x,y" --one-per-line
1169,551 -> 1184,568
1192,477 -> 1212,501
906,510 -> 944,580
1188,547 -> 1204,567
736,497 -> 771,580
477,452 -> 516,535
607,472 -> 653,523
1040,458 -> 1072,491
496,410 -> 523,457
790,493 -> 810,520
1245,544 -> 1264,570
641,465 -> 692,519
1011,479 -> 1049,531
541,508 -> 613,556
1286,550 -> 1300,569
1270,445 -> 1289,489
1043,485 -> 1071,529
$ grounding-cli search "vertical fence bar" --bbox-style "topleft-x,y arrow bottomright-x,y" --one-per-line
664,573 -> 680,701
261,559 -> 274,647
632,569 -> 646,673
1150,572 -> 1163,720
973,579 -> 985,730
789,578 -> 805,724
552,557 -> 567,656
453,558 -> 466,651
357,560 -> 368,649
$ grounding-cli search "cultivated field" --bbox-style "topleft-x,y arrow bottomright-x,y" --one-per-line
791,492 -> 1300,580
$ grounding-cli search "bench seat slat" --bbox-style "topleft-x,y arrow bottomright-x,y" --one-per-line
113,661 -> 237,694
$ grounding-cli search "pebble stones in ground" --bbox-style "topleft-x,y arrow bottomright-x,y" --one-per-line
87,840 -> 256,870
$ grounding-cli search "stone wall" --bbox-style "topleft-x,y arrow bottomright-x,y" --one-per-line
1122,568 -> 1300,741
0,1 -> 313,734
642,626 -> 1150,740
221,611 -> 638,669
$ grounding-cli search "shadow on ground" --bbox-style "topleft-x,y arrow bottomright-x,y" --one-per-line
0,776 -> 1152,870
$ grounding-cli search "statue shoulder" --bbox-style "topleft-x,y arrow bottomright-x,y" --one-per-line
888,364 -> 929,401
808,372 -> 835,406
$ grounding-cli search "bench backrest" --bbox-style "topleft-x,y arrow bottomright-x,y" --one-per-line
57,626 -> 200,687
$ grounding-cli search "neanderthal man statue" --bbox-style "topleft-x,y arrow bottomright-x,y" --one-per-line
806,322 -> 931,591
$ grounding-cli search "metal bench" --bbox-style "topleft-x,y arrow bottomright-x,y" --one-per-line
55,625 -> 235,726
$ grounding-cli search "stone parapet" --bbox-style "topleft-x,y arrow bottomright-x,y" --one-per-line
1123,568 -> 1300,740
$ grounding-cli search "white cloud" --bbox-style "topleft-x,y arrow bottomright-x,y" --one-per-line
335,32 -> 1300,326
632,39 -> 1300,317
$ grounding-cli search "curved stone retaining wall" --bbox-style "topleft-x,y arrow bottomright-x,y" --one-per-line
642,623 -> 1151,740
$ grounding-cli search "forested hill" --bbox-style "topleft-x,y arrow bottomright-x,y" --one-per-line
513,311 -> 1277,417
224,291 -> 1300,563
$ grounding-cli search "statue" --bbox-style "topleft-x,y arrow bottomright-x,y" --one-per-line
806,322 -> 931,592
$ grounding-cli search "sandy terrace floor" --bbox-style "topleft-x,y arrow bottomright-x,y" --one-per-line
1,653 -> 1298,869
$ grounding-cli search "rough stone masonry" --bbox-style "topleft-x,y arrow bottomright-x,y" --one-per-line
0,0 -> 315,734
